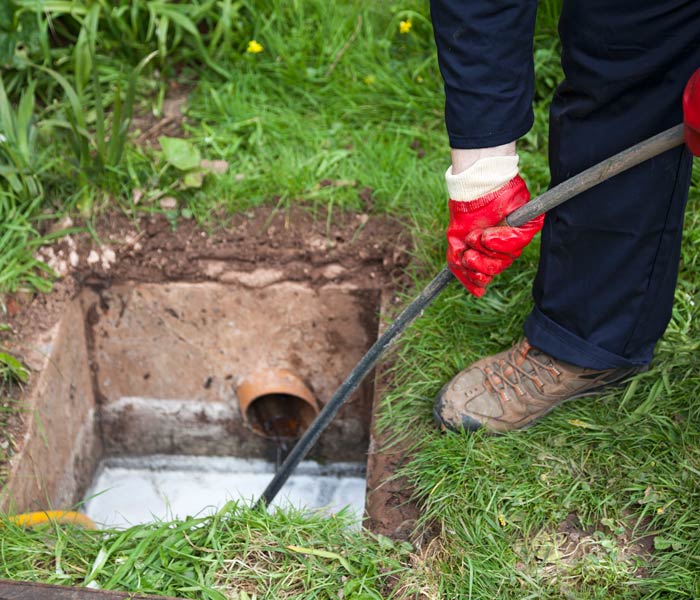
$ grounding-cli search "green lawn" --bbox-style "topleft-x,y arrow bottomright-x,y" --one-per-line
1,0 -> 699,598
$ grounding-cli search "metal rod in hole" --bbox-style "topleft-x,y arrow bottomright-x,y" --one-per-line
255,123 -> 685,509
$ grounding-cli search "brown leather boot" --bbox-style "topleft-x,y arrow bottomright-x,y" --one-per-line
433,338 -> 645,433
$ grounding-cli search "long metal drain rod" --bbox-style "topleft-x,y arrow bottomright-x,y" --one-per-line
255,124 -> 686,510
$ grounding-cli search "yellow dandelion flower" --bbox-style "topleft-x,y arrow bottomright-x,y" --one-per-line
656,507 -> 665,515
399,19 -> 412,34
363,75 -> 376,85
246,40 -> 264,54
498,514 -> 506,527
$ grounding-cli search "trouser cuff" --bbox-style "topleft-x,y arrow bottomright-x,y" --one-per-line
523,306 -> 650,370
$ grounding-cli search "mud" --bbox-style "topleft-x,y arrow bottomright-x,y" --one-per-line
4,205 -> 407,344
365,432 -> 420,540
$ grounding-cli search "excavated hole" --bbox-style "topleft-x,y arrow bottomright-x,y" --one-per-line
6,280 -> 382,528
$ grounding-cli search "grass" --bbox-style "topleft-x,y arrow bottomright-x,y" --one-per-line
0,340 -> 28,493
1,0 -> 700,598
0,504 -> 414,599
378,164 -> 700,598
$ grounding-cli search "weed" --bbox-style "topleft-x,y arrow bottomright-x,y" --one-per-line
0,350 -> 27,392
0,76 -> 44,201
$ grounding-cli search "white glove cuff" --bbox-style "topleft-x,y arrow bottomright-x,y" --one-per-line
445,155 -> 519,202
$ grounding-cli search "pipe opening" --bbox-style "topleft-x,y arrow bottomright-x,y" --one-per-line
238,369 -> 320,441
248,393 -> 318,440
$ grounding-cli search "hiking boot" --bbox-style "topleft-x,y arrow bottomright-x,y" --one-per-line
433,338 -> 645,433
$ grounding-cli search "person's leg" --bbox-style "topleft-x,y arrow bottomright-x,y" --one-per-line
434,0 -> 700,433
429,0 -> 538,149
524,0 -> 700,369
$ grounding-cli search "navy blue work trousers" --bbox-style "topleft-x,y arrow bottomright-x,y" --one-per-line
431,0 -> 700,368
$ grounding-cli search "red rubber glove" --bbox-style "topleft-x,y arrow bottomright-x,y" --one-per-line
684,68 -> 700,156
446,175 -> 544,297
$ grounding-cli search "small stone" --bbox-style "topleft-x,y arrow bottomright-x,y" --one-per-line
41,246 -> 56,260
200,159 -> 229,174
102,248 -> 116,264
160,197 -> 178,210
49,258 -> 68,276
68,250 -> 79,267
321,264 -> 346,279
308,236 -> 336,251
87,250 -> 100,265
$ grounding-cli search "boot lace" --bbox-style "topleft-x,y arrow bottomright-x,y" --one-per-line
484,341 -> 562,399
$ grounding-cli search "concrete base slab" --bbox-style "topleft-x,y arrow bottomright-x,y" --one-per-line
84,455 -> 366,528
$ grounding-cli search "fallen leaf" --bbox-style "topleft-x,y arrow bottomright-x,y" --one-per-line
286,545 -> 353,573
567,418 -> 597,429
159,136 -> 201,171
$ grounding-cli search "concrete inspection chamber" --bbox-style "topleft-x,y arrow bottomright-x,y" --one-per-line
2,280 -> 384,527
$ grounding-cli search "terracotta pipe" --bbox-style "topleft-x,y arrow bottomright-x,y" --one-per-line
237,368 -> 319,440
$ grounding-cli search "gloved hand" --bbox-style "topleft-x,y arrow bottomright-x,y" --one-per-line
446,175 -> 544,297
684,68 -> 700,156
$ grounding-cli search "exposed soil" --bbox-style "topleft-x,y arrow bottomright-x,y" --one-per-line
365,430 -> 421,540
130,84 -> 189,147
98,206 -> 409,287
3,204 -> 409,350
0,203 -> 417,537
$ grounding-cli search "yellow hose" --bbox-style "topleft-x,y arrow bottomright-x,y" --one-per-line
7,510 -> 96,530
